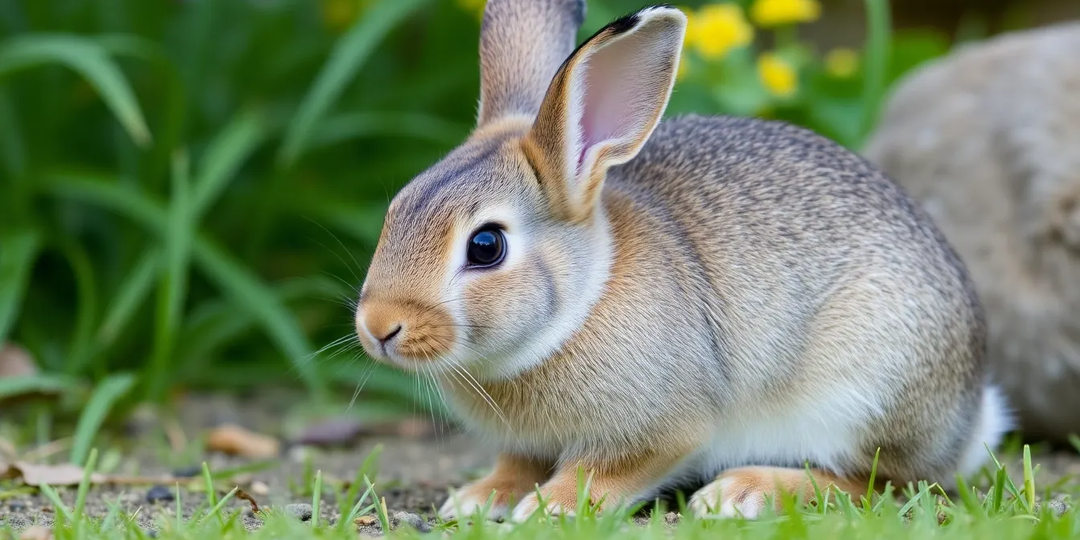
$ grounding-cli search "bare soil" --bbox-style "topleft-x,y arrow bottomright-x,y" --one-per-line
1,390 -> 1077,535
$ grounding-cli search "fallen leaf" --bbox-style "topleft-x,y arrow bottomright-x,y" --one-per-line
19,526 -> 53,540
206,424 -> 281,459
6,461 -> 105,486
0,343 -> 37,378
236,487 -> 261,514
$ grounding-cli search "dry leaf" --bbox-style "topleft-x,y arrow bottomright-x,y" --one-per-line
206,424 -> 280,459
0,343 -> 37,378
6,461 -> 105,486
19,526 -> 53,540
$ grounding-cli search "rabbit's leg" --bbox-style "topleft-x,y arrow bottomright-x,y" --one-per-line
689,466 -> 866,519
508,448 -> 686,522
438,453 -> 553,521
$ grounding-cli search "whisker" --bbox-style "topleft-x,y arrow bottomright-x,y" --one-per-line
303,216 -> 367,282
348,358 -> 377,411
445,356 -> 511,432
307,333 -> 358,360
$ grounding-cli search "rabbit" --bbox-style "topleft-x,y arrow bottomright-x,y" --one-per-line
863,22 -> 1080,442
352,0 -> 1011,522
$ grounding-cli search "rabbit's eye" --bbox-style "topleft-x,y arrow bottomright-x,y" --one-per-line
466,227 -> 506,268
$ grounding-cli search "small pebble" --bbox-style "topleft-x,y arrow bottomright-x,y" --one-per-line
390,511 -> 431,533
286,503 -> 313,521
172,466 -> 201,478
1034,499 -> 1071,517
250,480 -> 270,496
146,485 -> 175,504
8,500 -> 26,511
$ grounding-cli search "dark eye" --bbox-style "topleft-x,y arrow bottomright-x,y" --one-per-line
466,227 -> 506,268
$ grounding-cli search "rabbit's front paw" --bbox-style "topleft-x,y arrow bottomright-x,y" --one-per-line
438,481 -> 507,521
438,454 -> 552,522
509,490 -> 576,522
689,473 -> 768,519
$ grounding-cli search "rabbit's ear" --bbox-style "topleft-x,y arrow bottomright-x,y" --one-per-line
477,0 -> 586,126
523,6 -> 686,222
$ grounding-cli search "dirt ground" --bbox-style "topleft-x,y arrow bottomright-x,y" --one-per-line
1,390 -> 1078,535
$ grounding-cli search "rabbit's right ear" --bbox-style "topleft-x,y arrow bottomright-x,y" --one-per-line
477,0 -> 586,127
523,6 -> 687,223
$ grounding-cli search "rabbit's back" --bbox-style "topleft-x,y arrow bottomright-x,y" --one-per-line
596,114 -> 991,481
862,22 -> 1080,439
611,115 -> 980,350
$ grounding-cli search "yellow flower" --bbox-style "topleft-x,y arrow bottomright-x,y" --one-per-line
750,0 -> 821,27
758,53 -> 797,97
457,0 -> 486,20
824,48 -> 859,78
685,3 -> 754,61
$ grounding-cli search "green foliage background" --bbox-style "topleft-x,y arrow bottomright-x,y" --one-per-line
0,0 -> 960,421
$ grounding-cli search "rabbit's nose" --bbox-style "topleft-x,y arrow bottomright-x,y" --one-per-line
356,303 -> 405,356
373,324 -> 402,346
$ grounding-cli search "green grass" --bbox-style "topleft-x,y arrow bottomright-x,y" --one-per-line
2,444 -> 1078,539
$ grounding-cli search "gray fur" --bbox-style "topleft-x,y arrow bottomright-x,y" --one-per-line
863,22 -> 1080,440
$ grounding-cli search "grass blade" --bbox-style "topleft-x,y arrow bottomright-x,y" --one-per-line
74,448 -> 99,521
148,150 -> 194,398
97,248 -> 161,348
0,229 -> 40,344
193,107 -> 270,219
857,0 -> 892,146
70,373 -> 136,465
992,465 -> 1007,514
199,486 -> 239,525
39,482 -> 75,523
0,34 -> 151,146
42,172 -> 325,397
306,111 -> 468,150
57,238 -> 98,375
312,469 -> 323,528
203,462 -> 222,526
1022,444 -> 1035,512
278,0 -> 431,166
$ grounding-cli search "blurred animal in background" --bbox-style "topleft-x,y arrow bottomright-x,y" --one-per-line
863,22 -> 1080,442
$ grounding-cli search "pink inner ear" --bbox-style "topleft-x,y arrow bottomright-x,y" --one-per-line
576,59 -> 625,174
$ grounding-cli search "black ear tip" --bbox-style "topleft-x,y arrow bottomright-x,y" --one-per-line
606,13 -> 640,35
606,4 -> 682,36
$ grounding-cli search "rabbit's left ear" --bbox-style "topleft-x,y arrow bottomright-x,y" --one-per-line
524,6 -> 687,222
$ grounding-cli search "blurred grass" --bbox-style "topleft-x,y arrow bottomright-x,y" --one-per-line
0,0 -> 968,429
